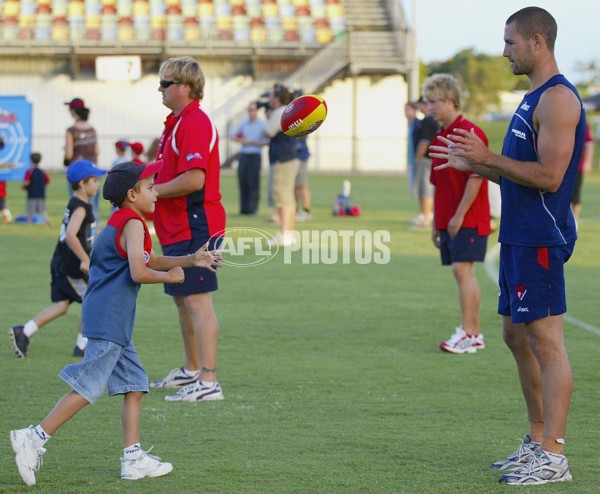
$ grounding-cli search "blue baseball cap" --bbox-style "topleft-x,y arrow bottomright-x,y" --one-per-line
67,159 -> 107,184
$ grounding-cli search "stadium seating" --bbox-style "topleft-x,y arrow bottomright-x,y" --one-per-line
0,0 -> 345,45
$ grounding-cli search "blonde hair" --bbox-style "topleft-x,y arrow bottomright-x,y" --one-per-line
159,56 -> 205,100
422,73 -> 462,110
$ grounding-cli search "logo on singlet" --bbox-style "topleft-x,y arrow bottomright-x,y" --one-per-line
520,102 -> 530,111
511,129 -> 527,140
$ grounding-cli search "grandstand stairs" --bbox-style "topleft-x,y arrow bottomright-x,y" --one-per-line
217,0 -> 411,165
216,0 -> 411,137
343,0 -> 408,74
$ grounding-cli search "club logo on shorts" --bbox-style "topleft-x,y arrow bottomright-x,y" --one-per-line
515,284 -> 527,301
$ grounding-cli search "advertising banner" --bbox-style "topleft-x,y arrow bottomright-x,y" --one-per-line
0,96 -> 32,181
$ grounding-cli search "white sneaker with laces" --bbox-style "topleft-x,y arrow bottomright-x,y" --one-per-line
499,449 -> 572,485
121,448 -> 173,480
164,381 -> 224,402
10,427 -> 46,486
439,327 -> 477,354
491,435 -> 540,471
149,367 -> 200,388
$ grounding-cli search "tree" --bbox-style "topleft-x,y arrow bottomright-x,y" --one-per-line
574,60 -> 600,95
426,49 -> 523,117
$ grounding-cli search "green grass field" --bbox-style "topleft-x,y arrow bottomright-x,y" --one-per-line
1,166 -> 599,493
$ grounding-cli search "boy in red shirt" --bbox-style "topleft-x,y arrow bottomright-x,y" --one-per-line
424,73 -> 491,354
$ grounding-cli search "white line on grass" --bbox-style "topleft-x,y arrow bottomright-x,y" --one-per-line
484,242 -> 600,336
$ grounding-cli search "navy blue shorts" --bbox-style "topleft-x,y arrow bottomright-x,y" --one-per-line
439,228 -> 488,265
50,267 -> 87,304
161,236 -> 221,296
498,242 -> 575,324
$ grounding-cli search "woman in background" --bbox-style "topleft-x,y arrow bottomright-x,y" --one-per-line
64,98 -> 101,223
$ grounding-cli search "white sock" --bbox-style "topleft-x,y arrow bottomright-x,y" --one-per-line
76,334 -> 88,349
23,320 -> 38,338
183,368 -> 200,377
201,380 -> 216,388
32,425 -> 50,448
545,450 -> 566,460
123,443 -> 142,461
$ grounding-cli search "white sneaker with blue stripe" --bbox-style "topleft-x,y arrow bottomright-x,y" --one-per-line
491,434 -> 540,471
498,449 -> 573,485
164,381 -> 224,402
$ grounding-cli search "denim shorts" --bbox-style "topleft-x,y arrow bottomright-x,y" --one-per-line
59,338 -> 148,404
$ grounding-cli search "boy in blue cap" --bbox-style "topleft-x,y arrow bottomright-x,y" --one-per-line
9,159 -> 106,358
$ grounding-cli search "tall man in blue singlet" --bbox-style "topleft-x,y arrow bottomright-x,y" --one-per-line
430,7 -> 585,486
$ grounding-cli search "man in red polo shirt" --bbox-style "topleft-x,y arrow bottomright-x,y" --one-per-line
150,56 -> 226,402
425,73 -> 491,355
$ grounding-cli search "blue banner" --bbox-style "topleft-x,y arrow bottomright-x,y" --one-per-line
0,96 -> 32,181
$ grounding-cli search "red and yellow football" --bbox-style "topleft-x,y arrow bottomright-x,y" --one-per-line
281,94 -> 327,137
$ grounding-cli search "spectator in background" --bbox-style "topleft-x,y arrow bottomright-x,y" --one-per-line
0,180 -> 10,224
295,137 -> 312,221
64,98 -> 101,223
130,142 -> 146,165
571,120 -> 594,223
425,73 -> 490,355
231,101 -> 268,215
109,141 -> 130,213
264,83 -> 300,246
146,137 -> 160,162
24,152 -> 51,227
129,141 -> 152,226
111,140 -> 129,169
411,96 -> 439,228
404,101 -> 419,195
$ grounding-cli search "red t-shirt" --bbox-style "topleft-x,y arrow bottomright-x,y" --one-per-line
0,181 -> 6,199
154,101 -> 226,245
430,115 -> 491,236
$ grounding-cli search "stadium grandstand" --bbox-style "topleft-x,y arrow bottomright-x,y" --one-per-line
0,0 -> 417,172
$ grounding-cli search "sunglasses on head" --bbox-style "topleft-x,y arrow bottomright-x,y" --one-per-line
159,79 -> 180,89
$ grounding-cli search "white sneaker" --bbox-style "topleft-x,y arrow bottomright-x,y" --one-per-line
471,333 -> 485,351
164,381 -> 224,402
499,449 -> 572,485
491,435 -> 541,471
10,427 -> 46,486
149,367 -> 200,388
296,211 -> 312,222
439,327 -> 477,354
409,213 -> 433,227
266,232 -> 296,247
121,449 -> 173,480
409,214 -> 424,226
